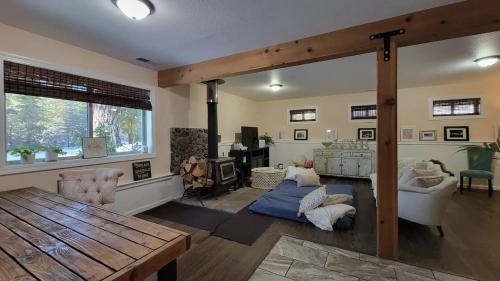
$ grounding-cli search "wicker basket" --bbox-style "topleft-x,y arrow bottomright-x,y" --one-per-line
251,167 -> 286,189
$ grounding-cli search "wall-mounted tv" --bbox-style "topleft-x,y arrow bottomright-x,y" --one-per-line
241,126 -> 258,148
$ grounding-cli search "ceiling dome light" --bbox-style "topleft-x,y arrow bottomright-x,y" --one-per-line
114,0 -> 154,20
269,84 -> 283,92
474,55 -> 499,68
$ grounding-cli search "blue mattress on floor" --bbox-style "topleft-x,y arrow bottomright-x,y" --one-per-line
248,180 -> 355,229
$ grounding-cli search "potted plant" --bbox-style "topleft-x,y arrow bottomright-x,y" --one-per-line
8,145 -> 45,164
259,133 -> 274,147
45,146 -> 67,162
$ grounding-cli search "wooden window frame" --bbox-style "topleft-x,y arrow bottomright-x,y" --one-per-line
288,107 -> 318,123
428,96 -> 486,120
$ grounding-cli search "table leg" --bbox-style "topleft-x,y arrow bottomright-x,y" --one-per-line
158,259 -> 177,281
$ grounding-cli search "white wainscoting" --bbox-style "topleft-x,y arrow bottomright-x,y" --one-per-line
114,174 -> 184,215
265,140 -> 500,190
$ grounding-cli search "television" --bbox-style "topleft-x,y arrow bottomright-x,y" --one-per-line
241,126 -> 258,148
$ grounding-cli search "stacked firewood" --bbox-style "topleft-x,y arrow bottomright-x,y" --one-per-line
179,156 -> 214,188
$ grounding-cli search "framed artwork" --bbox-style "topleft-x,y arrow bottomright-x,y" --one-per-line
400,127 -> 416,141
419,130 -> 437,141
82,137 -> 108,159
294,129 -> 308,140
495,126 -> 500,141
325,128 -> 337,141
132,161 -> 152,181
444,126 -> 469,141
358,128 -> 376,141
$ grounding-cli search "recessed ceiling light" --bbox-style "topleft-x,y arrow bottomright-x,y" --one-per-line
474,55 -> 499,68
113,0 -> 154,20
269,84 -> 283,92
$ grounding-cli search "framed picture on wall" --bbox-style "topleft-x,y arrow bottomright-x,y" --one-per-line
495,126 -> 500,141
325,128 -> 337,141
358,128 -> 376,141
419,130 -> 437,141
294,129 -> 308,140
444,126 -> 469,141
400,127 -> 416,141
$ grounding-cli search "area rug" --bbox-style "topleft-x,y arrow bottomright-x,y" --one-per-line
250,235 -> 479,281
213,206 -> 276,246
179,187 -> 267,213
141,201 -> 233,232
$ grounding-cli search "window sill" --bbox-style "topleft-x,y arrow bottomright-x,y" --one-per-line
0,153 -> 156,176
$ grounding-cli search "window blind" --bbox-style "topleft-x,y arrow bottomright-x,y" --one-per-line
433,98 -> 480,117
3,61 -> 152,110
351,105 -> 377,120
289,108 -> 316,122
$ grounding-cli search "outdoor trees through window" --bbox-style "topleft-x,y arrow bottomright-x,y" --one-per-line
5,93 -> 147,163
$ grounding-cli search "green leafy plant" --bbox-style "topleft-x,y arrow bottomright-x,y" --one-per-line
8,145 -> 45,160
49,146 -> 67,155
458,140 -> 500,153
259,133 -> 274,145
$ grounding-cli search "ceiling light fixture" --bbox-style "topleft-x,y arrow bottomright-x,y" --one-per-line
113,0 -> 154,20
474,55 -> 499,68
269,84 -> 283,92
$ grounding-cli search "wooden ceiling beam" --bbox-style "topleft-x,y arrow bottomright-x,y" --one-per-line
158,0 -> 500,87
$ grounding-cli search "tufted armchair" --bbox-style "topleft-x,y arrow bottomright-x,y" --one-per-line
58,168 -> 124,209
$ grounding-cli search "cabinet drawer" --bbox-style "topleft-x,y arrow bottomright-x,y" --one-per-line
351,152 -> 371,158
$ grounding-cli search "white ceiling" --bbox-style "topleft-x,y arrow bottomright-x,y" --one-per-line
0,0 -> 461,70
219,31 -> 500,100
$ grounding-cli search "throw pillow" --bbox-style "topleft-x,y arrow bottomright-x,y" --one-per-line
398,168 -> 417,185
407,175 -> 444,188
304,204 -> 356,231
285,166 -> 309,181
415,161 -> 434,170
414,165 -> 441,177
296,170 -> 321,187
322,194 -> 353,206
298,186 -> 328,217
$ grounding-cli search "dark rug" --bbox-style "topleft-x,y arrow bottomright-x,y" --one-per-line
212,206 -> 276,246
142,201 -> 233,232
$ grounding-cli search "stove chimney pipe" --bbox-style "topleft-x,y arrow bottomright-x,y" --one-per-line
203,79 -> 225,159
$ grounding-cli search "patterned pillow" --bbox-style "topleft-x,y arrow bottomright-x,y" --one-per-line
298,186 -> 328,217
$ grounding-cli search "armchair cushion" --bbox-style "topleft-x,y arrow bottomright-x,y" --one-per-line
460,170 -> 493,179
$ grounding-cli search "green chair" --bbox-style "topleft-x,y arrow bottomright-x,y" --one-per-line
460,148 -> 495,197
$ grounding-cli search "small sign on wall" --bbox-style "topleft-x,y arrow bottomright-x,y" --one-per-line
132,161 -> 152,181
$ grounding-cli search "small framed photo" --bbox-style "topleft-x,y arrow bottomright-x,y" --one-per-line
495,126 -> 500,141
400,127 -> 416,141
444,126 -> 469,141
358,128 -> 376,141
325,128 -> 337,141
82,137 -> 108,159
419,130 -> 437,141
294,129 -> 308,141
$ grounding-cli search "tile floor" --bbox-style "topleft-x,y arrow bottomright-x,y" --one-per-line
250,235 -> 479,281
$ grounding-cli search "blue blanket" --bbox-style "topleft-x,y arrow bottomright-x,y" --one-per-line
248,180 -> 354,229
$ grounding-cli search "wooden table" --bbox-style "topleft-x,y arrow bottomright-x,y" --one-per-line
0,187 -> 190,281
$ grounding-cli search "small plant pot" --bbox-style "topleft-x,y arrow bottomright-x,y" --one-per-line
46,151 -> 59,162
21,154 -> 35,164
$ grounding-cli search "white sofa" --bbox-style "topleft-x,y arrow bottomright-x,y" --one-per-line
370,161 -> 458,236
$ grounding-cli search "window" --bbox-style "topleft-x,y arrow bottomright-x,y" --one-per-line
432,98 -> 481,117
289,108 -> 317,122
3,60 -> 152,165
351,104 -> 377,120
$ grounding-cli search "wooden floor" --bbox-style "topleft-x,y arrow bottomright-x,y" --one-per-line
137,177 -> 500,281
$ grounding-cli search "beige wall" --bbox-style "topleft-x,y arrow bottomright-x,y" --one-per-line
188,83 -> 259,143
254,75 -> 500,142
0,23 -> 189,191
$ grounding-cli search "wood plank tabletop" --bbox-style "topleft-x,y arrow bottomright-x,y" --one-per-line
0,187 -> 190,281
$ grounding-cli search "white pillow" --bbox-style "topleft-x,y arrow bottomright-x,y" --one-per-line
322,194 -> 353,206
296,170 -> 321,187
398,168 -> 416,185
305,204 -> 356,231
298,186 -> 328,217
407,176 -> 444,188
285,166 -> 309,181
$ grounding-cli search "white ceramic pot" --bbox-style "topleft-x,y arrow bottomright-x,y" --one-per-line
21,154 -> 35,164
46,151 -> 59,162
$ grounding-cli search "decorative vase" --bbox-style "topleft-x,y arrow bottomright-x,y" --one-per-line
21,154 -> 35,164
46,151 -> 59,162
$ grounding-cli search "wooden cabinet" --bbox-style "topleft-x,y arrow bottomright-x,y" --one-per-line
313,149 -> 374,179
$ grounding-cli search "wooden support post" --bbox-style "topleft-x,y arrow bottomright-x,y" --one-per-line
376,40 -> 398,259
